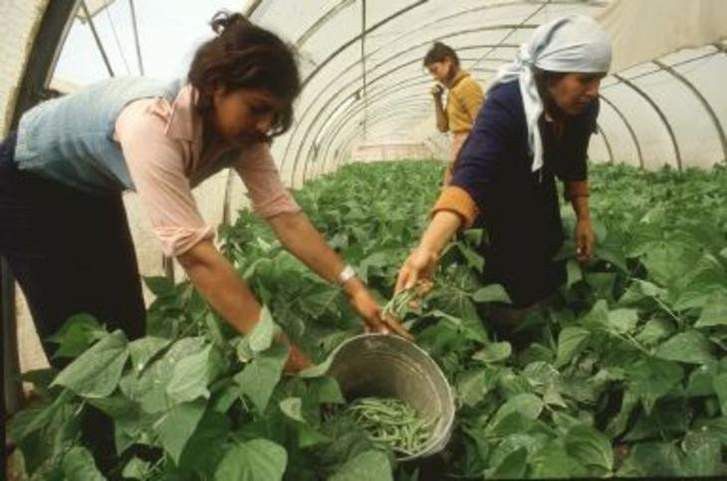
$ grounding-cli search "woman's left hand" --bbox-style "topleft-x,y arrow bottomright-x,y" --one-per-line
346,282 -> 414,340
575,218 -> 595,263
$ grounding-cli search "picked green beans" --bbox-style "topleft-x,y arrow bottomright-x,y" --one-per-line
345,397 -> 434,456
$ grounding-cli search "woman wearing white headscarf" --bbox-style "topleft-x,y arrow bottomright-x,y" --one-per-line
396,15 -> 612,335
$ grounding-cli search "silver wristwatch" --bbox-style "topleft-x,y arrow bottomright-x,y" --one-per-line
336,264 -> 357,285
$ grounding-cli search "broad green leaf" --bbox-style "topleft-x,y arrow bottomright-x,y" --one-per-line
594,244 -> 628,272
456,242 -> 485,273
297,422 -> 333,448
605,388 -> 638,439
608,308 -> 639,334
62,446 -> 107,481
566,259 -> 583,289
635,318 -> 674,345
52,330 -> 129,398
655,330 -> 715,364
564,425 -> 613,473
617,442 -> 684,477
144,275 -> 176,298
641,241 -> 700,286
628,358 -> 683,413
128,337 -> 171,373
489,393 -> 543,431
530,441 -> 587,478
248,306 -> 277,352
155,399 -> 207,465
472,284 -> 511,304
120,337 -> 206,413
472,342 -> 511,363
328,449 -> 393,481
47,314 -> 106,359
581,300 -> 610,329
681,431 -> 722,476
122,458 -> 150,480
695,290 -> 727,328
456,369 -> 488,407
308,377 -> 345,405
166,345 -> 213,403
236,343 -> 289,412
279,397 -> 305,422
619,279 -> 666,305
8,389 -> 75,442
713,372 -> 727,415
178,409 -> 231,475
555,327 -> 590,367
214,439 -> 288,481
490,447 -> 527,479
686,362 -> 719,397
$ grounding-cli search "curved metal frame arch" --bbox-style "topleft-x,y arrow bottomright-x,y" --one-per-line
288,40 -> 519,183
282,0 -> 608,174
304,101 -> 431,178
310,98 -> 432,178
314,69 -> 500,175
314,105 -> 432,177
595,124 -> 615,165
334,113 -> 429,170
314,71 -> 498,177
284,32 -> 526,178
597,93 -> 645,169
653,59 -> 727,164
612,73 -> 682,170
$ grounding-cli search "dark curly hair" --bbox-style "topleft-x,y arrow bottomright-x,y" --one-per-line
188,11 -> 300,137
423,42 -> 460,68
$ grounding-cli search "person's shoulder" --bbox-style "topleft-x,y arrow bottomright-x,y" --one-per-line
488,80 -> 521,103
482,81 -> 523,121
459,73 -> 484,94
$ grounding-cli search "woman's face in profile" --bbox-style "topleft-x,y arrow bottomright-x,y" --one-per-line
549,72 -> 605,116
211,87 -> 284,145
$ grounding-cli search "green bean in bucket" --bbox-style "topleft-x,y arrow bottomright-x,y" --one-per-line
344,397 -> 435,456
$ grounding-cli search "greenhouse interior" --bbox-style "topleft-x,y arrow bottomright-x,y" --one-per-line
2,0 -> 727,479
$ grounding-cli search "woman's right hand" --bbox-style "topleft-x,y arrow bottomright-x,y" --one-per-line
395,247 -> 439,293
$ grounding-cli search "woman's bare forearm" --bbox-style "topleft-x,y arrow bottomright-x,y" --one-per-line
177,240 -> 261,333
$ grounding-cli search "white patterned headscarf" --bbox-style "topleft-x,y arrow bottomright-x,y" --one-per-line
489,15 -> 612,172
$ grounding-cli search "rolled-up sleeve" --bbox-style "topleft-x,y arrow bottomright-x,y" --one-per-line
234,143 -> 301,218
116,100 -> 214,257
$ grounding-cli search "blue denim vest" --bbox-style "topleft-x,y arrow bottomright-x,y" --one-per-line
14,77 -> 182,194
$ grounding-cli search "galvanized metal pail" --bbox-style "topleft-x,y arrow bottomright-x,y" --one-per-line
326,333 -> 456,461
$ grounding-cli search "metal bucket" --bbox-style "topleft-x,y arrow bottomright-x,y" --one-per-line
326,334 -> 456,461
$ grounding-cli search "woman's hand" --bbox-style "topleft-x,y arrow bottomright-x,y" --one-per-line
345,280 -> 413,340
395,247 -> 439,294
575,218 -> 595,263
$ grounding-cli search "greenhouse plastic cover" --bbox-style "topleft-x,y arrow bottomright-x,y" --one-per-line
1,0 -> 726,376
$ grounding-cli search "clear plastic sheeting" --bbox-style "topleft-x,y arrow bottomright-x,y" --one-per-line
243,0 -> 727,183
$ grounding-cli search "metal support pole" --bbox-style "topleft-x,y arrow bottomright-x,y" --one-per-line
613,73 -> 682,170
653,59 -> 726,165
2,257 -> 22,416
80,0 -> 115,77
598,94 -> 645,169
596,124 -> 615,165
129,0 -> 144,75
